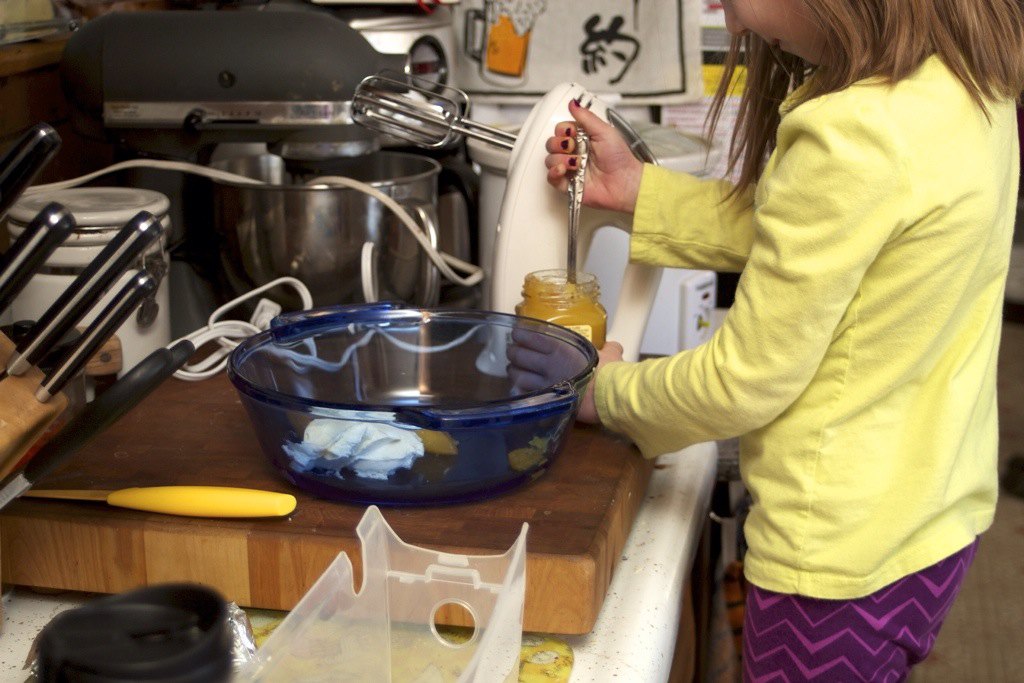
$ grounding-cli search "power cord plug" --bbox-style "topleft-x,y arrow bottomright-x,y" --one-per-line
171,277 -> 313,381
250,298 -> 283,330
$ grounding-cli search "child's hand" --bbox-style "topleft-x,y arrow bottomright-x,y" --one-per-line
544,100 -> 645,216
505,327 -> 623,426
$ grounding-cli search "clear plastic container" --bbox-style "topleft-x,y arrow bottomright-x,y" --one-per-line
239,505 -> 528,683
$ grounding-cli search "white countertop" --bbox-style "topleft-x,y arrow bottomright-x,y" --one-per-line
0,442 -> 717,683
565,441 -> 717,682
1,588 -> 76,682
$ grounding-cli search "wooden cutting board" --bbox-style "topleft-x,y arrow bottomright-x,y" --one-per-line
0,375 -> 653,634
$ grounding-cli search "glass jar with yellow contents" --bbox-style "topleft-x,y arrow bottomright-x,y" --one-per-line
515,269 -> 607,348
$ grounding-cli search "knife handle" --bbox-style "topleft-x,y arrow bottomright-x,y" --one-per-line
7,211 -> 164,376
20,339 -> 194,487
0,202 -> 76,315
0,123 -> 61,219
36,271 -> 158,402
106,486 -> 297,518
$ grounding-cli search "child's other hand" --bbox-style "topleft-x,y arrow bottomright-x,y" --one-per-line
544,100 -> 645,215
506,327 -> 572,394
576,341 -> 624,424
506,328 -> 623,426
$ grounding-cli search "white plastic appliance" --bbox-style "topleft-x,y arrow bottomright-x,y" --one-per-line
486,83 -> 664,362
351,75 -> 709,359
471,97 -> 721,357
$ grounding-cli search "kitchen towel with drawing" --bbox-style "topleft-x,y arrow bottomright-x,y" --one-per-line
453,0 -> 697,104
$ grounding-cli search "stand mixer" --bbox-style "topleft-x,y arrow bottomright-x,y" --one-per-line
59,6 -> 408,161
353,74 -> 663,361
56,5 -> 482,330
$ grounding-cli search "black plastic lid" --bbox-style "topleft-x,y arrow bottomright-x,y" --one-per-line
36,583 -> 233,683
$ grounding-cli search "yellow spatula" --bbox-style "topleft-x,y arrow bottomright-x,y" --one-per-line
23,485 -> 297,518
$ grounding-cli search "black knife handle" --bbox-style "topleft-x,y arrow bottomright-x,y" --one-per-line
0,202 -> 76,314
0,123 -> 62,219
22,339 -> 195,485
36,271 -> 158,402
8,211 -> 164,376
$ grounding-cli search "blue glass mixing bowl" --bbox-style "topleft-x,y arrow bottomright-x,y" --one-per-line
227,303 -> 597,505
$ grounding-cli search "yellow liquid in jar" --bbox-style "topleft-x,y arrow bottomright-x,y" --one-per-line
515,269 -> 607,348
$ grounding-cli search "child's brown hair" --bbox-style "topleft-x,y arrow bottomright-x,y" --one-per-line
709,0 -> 1024,195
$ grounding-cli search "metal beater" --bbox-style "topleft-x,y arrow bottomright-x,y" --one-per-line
352,72 -> 518,150
354,71 -> 594,286
353,74 -> 663,363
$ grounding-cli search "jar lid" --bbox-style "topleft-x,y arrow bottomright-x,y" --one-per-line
8,187 -> 169,228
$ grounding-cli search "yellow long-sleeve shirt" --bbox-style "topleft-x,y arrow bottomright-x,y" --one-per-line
595,56 -> 1020,598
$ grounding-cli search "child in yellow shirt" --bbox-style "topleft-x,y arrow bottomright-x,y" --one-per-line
539,0 -> 1024,679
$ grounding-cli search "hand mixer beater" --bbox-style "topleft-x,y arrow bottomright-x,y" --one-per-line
352,72 -> 519,151
354,72 -> 594,285
352,71 -> 663,362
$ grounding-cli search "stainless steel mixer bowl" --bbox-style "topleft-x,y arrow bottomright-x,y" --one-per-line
209,151 -> 441,308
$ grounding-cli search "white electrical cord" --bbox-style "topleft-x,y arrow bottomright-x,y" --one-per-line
360,241 -> 379,302
303,175 -> 484,291
24,159 -> 486,290
170,276 -> 314,381
23,158 -> 267,193
24,156 -> 486,378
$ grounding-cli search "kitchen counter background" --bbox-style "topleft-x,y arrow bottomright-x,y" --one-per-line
2,326 -> 1020,682
912,319 -> 1024,682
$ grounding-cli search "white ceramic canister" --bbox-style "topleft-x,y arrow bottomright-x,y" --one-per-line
6,187 -> 172,376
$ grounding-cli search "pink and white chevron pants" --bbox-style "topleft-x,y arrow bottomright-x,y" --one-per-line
743,538 -> 979,682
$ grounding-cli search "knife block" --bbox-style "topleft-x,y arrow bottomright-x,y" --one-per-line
0,329 -> 67,625
1,330 -> 59,613
0,332 -> 68,488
